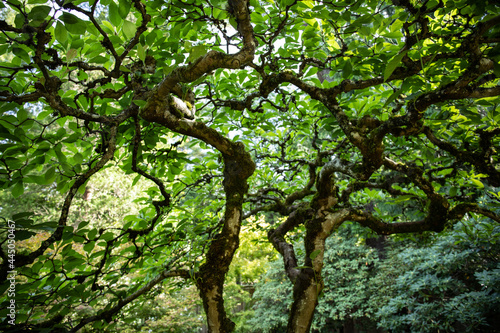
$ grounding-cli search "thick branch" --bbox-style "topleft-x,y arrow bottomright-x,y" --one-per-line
157,0 -> 256,96
423,127 -> 500,186
449,203 -> 500,223
268,206 -> 314,283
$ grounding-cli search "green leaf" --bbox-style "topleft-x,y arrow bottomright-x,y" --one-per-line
382,31 -> 403,39
12,212 -> 34,220
206,161 -> 218,169
494,62 -> 500,77
12,181 -> 24,198
54,21 -> 68,46
17,108 -> 28,122
109,2 -> 122,27
132,100 -> 147,107
122,20 -> 136,40
84,241 -> 95,253
101,232 -> 115,241
383,89 -> 403,108
59,13 -> 87,35
102,20 -> 116,34
470,178 -> 484,189
14,13 -> 25,28
137,43 -> 146,62
67,48 -> 78,62
89,55 -> 109,64
15,230 -> 36,241
32,221 -> 58,231
28,5 -> 51,21
449,187 -> 458,197
12,47 -> 30,63
425,0 -> 439,9
59,12 -> 80,25
0,125 -> 19,141
394,195 -> 415,203
45,166 -> 56,182
73,153 -> 84,164
310,249 -> 321,260
384,50 -> 407,82
188,45 -> 207,62
342,59 -> 352,79
118,0 -> 131,19
169,163 -> 183,175
280,0 -> 295,7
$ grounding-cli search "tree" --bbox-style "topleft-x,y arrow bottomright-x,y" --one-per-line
249,224 -> 382,333
250,221 -> 500,332
373,218 -> 500,333
0,0 -> 499,332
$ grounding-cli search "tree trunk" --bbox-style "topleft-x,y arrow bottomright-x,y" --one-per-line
287,210 -> 349,333
197,276 -> 235,333
196,147 -> 255,332
196,207 -> 242,333
287,266 -> 323,333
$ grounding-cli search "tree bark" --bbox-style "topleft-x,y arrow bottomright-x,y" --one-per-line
196,145 -> 255,332
287,265 -> 322,333
287,209 -> 349,333
196,207 -> 242,333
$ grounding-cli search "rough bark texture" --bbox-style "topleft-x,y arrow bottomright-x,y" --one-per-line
195,148 -> 255,332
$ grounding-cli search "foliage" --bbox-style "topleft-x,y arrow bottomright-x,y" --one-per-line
0,166 -> 148,230
374,219 -> 500,333
225,221 -> 278,332
0,0 -> 499,332
249,224 -> 381,333
110,285 -> 205,333
251,220 -> 500,333
248,260 -> 292,333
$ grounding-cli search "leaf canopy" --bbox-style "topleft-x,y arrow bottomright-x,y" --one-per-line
0,0 -> 499,332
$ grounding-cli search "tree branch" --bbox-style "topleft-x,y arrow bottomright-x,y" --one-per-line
69,268 -> 190,333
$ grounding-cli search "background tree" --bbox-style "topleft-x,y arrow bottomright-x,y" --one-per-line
374,219 -> 500,333
0,0 -> 499,332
